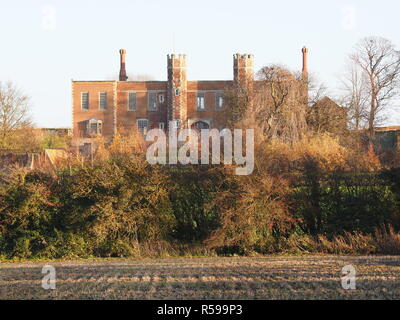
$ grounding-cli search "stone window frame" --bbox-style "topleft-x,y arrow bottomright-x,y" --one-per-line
99,92 -> 107,110
81,92 -> 89,110
215,91 -> 225,110
197,92 -> 206,111
137,118 -> 149,134
148,92 -> 158,112
128,91 -> 137,111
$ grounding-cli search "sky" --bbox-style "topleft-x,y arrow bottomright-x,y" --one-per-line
0,0 -> 399,128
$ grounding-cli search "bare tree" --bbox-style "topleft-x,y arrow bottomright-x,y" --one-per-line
350,37 -> 400,138
0,82 -> 32,149
306,73 -> 348,135
306,72 -> 328,107
221,65 -> 309,143
340,61 -> 369,130
254,65 -> 308,142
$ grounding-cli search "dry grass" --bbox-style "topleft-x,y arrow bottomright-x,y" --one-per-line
0,256 -> 399,300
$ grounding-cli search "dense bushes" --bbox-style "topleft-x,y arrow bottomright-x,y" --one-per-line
0,158 -> 176,259
1,134 -> 400,259
58,158 -> 176,257
292,172 -> 399,236
167,165 -> 228,242
206,172 -> 295,254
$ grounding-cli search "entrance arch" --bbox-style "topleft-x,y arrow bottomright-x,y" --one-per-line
191,121 -> 210,131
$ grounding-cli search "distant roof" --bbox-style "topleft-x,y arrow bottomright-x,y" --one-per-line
314,96 -> 339,106
374,126 -> 400,132
39,127 -> 71,130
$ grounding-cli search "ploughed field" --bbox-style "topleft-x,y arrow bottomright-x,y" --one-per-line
0,256 -> 399,299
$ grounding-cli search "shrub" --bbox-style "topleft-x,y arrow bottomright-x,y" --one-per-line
167,165 -> 227,242
0,169 -> 57,258
206,172 -> 295,254
56,157 -> 175,257
1,133 -> 400,259
0,156 -> 175,259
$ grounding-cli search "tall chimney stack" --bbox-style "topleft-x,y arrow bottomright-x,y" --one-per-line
302,47 -> 308,80
119,49 -> 128,81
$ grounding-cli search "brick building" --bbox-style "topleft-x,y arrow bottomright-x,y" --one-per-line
71,48 -> 309,147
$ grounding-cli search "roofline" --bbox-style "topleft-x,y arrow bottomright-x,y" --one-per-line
187,80 -> 233,83
71,80 -> 117,83
374,126 -> 400,132
71,80 -> 237,83
37,127 -> 72,130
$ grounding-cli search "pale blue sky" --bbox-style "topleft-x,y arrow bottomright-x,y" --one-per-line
0,0 -> 399,128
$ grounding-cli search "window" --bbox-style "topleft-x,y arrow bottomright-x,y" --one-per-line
148,92 -> 157,111
137,119 -> 148,134
175,89 -> 180,96
86,119 -> 102,135
215,92 -> 224,110
81,92 -> 89,110
128,92 -> 136,111
90,123 -> 98,134
197,92 -> 205,110
171,120 -> 180,129
158,94 -> 165,103
159,122 -> 165,130
99,92 -> 107,110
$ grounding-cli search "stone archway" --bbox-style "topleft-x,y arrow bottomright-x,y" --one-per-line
190,121 -> 210,131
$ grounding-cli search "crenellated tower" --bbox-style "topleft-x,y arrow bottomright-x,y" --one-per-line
233,53 -> 254,92
167,54 -> 187,129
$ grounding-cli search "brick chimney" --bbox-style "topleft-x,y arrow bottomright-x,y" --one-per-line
119,49 -> 128,81
302,47 -> 309,80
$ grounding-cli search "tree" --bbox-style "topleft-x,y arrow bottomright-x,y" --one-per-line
340,61 -> 369,130
254,65 -> 308,142
307,73 -> 329,107
305,73 -> 349,135
350,37 -> 400,139
0,82 -> 32,149
307,97 -> 348,135
219,65 -> 308,143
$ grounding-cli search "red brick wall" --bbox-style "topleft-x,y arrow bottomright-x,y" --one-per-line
186,81 -> 233,128
117,81 -> 167,134
72,81 -> 116,140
